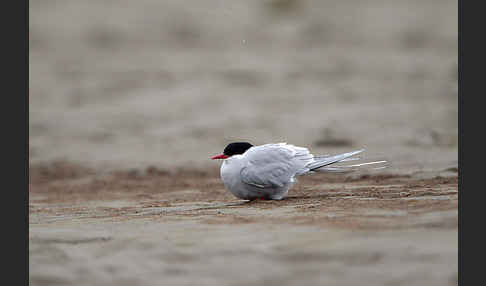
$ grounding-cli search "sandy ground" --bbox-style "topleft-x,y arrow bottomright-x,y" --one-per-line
29,164 -> 457,286
29,0 -> 457,285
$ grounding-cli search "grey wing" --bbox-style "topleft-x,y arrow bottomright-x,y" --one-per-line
240,143 -> 314,188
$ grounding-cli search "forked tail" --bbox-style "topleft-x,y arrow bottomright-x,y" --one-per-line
306,150 -> 388,173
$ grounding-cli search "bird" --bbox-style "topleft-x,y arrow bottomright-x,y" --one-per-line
211,142 -> 387,200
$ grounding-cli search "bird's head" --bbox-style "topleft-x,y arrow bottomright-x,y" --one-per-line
211,142 -> 253,160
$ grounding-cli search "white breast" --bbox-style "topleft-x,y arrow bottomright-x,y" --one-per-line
220,156 -> 254,199
220,156 -> 241,188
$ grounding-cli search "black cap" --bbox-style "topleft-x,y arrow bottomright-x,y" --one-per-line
223,142 -> 253,156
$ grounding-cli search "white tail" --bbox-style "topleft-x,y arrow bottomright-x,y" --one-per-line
307,150 -> 388,173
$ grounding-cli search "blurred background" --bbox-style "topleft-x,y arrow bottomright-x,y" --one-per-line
29,0 -> 457,173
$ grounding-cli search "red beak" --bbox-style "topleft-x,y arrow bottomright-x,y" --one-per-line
211,154 -> 229,160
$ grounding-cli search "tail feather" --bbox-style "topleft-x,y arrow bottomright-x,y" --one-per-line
306,150 -> 364,171
306,150 -> 388,173
317,160 -> 388,173
314,156 -> 360,162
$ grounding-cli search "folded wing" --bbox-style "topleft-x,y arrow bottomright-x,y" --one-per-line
240,143 -> 313,188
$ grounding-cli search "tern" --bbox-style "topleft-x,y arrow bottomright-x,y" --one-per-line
212,142 -> 387,200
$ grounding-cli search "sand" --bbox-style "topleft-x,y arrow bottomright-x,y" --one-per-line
29,0 -> 457,285
29,164 -> 458,286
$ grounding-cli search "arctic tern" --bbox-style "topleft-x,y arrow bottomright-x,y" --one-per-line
212,142 -> 387,200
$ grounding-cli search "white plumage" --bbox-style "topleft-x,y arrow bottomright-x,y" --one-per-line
216,143 -> 387,200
